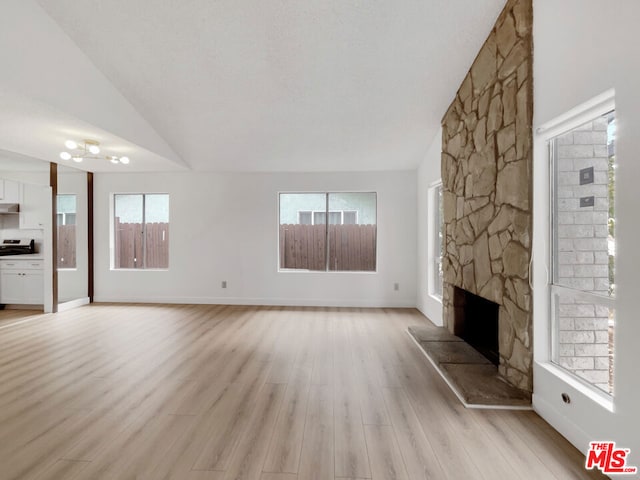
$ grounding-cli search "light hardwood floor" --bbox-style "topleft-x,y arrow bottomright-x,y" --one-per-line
0,304 -> 604,480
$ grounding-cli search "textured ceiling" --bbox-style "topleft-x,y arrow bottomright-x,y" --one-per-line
36,0 -> 505,172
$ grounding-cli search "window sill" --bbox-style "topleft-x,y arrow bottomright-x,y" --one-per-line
536,361 -> 614,412
428,293 -> 443,304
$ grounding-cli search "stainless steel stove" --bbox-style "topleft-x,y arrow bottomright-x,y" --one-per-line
0,239 -> 35,256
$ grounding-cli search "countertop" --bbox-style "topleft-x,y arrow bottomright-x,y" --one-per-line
0,254 -> 44,260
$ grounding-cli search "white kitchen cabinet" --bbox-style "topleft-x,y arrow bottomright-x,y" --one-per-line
19,183 -> 49,230
0,179 -> 20,203
0,260 -> 44,305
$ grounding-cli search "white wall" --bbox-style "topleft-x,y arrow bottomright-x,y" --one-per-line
94,171 -> 417,307
416,129 -> 443,325
533,0 -> 640,466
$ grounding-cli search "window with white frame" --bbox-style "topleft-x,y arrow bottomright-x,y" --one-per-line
280,193 -> 376,271
428,182 -> 444,299
549,107 -> 616,395
113,194 -> 170,269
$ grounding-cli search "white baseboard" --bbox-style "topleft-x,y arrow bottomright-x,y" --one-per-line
92,295 -> 416,308
532,393 -> 592,456
57,297 -> 91,312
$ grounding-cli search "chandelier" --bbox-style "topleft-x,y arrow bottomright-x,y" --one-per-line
59,139 -> 130,165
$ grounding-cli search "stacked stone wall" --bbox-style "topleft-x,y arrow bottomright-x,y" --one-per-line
441,0 -> 533,392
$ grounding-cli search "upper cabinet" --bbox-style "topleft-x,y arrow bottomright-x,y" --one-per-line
0,179 -> 20,203
19,183 -> 49,230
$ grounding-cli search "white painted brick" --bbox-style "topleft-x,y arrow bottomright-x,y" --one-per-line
595,357 -> 610,370
594,145 -> 608,157
574,265 -> 609,277
558,172 -> 579,186
594,252 -> 609,264
559,317 -> 575,330
576,252 -> 595,264
557,212 -> 575,225
574,317 -> 608,330
560,357 -> 594,370
573,211 -> 608,225
574,344 -> 597,356
558,252 -> 576,264
558,198 -> 579,210
594,225 -> 609,238
559,344 -> 575,356
559,330 -> 595,343
579,184 -> 608,197
557,133 -> 574,145
594,278 -> 610,291
558,239 -> 575,252
562,278 -> 595,291
558,265 -> 574,277
594,171 -> 609,184
573,158 -> 608,171
573,131 -> 607,145
595,305 -> 611,317
560,304 -> 595,317
558,145 -> 594,158
593,344 -> 609,356
558,225 -> 594,238
595,197 -> 608,211
573,238 -> 607,251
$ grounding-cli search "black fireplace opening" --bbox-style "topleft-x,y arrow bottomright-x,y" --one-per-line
453,286 -> 499,366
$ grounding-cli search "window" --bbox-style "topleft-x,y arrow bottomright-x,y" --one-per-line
57,194 -> 76,269
298,210 -> 359,225
280,192 -> 376,271
113,194 -> 169,269
428,183 -> 443,299
550,109 -> 616,395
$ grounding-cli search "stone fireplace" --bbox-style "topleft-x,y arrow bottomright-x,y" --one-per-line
440,0 -> 533,392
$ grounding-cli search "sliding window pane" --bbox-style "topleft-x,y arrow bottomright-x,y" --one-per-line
57,194 -> 76,269
144,194 -> 170,268
279,193 -> 326,270
114,194 -> 143,268
327,192 -> 376,271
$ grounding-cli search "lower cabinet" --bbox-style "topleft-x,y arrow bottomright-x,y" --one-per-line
0,260 -> 44,305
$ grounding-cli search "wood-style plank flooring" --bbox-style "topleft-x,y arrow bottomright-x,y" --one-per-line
0,304 -> 604,480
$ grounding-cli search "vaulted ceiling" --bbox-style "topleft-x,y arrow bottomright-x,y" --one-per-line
10,1 -> 506,172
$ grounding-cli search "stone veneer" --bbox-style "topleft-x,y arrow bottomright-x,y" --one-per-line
440,0 -> 533,392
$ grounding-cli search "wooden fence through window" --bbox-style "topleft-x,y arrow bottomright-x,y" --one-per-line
114,219 -> 169,269
57,224 -> 76,269
279,224 -> 376,271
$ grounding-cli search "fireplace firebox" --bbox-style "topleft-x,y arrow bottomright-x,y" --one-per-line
452,286 -> 499,366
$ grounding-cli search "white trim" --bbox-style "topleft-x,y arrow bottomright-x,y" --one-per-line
536,361 -> 614,412
93,295 -> 415,308
57,296 -> 90,312
532,392 -> 593,455
427,181 -> 443,299
536,88 -> 615,139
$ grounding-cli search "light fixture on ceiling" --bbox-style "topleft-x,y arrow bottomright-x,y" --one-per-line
59,139 -> 131,165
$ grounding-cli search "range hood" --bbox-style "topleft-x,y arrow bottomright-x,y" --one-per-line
0,203 -> 19,214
